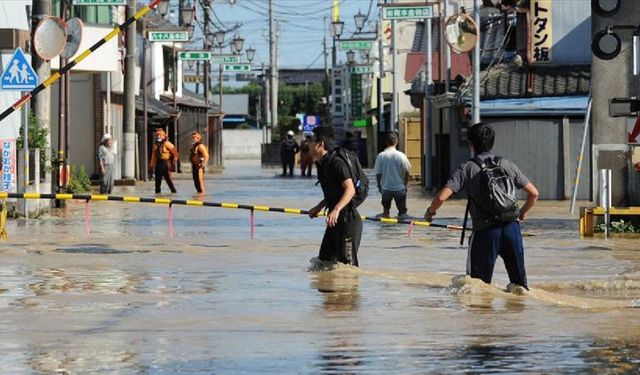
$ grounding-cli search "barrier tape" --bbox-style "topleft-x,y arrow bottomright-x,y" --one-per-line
0,192 -> 470,232
0,0 -> 161,123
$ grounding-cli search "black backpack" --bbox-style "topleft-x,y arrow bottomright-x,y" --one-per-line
333,147 -> 369,207
469,156 -> 519,222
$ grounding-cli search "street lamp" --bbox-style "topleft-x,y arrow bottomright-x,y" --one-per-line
180,0 -> 194,27
230,42 -> 238,55
233,33 -> 245,53
157,0 -> 169,17
331,19 -> 344,39
246,46 -> 255,63
214,30 -> 225,46
346,50 -> 355,64
354,10 -> 366,33
331,19 -> 343,67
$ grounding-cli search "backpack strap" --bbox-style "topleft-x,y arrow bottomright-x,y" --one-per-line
471,156 -> 485,169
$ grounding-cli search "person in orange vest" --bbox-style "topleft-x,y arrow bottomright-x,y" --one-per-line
149,128 -> 178,194
190,131 -> 209,194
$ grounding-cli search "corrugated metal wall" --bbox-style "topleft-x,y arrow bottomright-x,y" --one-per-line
487,117 -> 591,200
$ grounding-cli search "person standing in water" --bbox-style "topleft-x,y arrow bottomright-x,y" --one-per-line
149,128 -> 178,194
308,126 -> 362,266
97,133 -> 115,194
190,131 -> 209,194
424,122 -> 538,290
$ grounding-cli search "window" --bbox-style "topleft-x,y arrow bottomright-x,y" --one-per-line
163,47 -> 174,92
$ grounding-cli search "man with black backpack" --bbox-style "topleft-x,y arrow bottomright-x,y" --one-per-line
424,122 -> 539,290
308,126 -> 366,266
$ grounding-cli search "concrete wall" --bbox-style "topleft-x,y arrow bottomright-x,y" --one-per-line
223,129 -> 262,159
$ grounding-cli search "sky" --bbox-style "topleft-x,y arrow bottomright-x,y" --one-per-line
181,0 -> 379,69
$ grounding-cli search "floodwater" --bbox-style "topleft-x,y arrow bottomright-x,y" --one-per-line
1,159 -> 639,373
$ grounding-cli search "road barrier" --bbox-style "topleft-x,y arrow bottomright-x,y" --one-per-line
0,0 -> 161,123
0,192 -> 468,240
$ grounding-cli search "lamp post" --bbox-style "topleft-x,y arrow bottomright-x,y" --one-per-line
246,46 -> 255,64
354,10 -> 366,33
214,30 -> 226,117
331,19 -> 344,67
172,0 -> 193,173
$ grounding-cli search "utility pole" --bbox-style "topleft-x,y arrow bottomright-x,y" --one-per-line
391,1 -> 397,130
31,0 -> 52,191
58,0 -> 69,195
122,0 -> 137,179
203,1 -> 210,108
472,0 -> 480,124
269,0 -> 278,136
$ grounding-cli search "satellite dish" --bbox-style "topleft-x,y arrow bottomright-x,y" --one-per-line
61,17 -> 84,59
33,16 -> 67,60
444,13 -> 478,54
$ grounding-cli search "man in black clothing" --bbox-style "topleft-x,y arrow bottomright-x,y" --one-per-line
308,126 -> 362,266
280,130 -> 299,177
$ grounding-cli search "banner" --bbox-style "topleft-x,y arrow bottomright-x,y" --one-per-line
1,139 -> 17,192
530,0 -> 553,64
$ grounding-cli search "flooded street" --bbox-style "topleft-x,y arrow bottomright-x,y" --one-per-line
1,160 -> 639,373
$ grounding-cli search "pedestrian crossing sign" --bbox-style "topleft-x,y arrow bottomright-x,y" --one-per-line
1,48 -> 38,91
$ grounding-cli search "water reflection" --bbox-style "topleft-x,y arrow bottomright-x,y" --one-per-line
311,269 -> 365,373
582,338 -> 640,373
311,270 -> 360,313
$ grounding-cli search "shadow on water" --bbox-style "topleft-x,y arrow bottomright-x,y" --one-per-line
55,245 -> 132,255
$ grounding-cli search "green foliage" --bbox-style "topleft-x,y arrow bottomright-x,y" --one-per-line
66,165 -> 92,193
595,220 -> 639,233
17,112 -> 49,149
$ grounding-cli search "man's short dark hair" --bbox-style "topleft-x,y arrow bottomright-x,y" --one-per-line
386,133 -> 398,146
468,122 -> 495,153
501,0 -> 516,8
312,126 -> 335,151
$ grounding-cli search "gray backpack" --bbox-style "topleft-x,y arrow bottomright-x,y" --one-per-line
470,156 -> 519,222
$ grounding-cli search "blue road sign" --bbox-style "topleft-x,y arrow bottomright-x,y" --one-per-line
1,48 -> 38,91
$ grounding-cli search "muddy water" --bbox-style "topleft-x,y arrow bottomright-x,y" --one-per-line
1,160 -> 639,373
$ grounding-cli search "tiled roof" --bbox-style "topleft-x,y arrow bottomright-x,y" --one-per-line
479,64 -> 590,99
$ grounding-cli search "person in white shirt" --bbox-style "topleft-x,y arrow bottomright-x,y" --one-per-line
373,133 -> 412,219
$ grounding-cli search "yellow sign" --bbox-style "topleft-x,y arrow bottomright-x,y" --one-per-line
530,0 -> 553,63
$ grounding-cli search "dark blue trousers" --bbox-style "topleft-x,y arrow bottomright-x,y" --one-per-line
468,221 -> 528,289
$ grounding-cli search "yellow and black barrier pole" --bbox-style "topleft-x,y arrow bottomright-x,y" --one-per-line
0,0 -> 162,123
0,192 -> 470,240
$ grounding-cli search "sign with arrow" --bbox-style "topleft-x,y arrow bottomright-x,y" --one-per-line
211,55 -> 240,64
1,48 -> 38,91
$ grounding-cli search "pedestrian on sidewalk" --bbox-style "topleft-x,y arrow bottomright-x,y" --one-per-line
300,134 -> 313,177
307,126 -> 362,267
97,133 -> 115,194
424,122 -> 539,291
373,133 -> 412,219
149,128 -> 178,194
280,130 -> 299,177
190,131 -> 209,194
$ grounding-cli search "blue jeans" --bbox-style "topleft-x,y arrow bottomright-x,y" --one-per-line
467,221 -> 528,289
381,189 -> 407,216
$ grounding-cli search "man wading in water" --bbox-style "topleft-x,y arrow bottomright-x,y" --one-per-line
424,122 -> 539,291
308,126 -> 363,266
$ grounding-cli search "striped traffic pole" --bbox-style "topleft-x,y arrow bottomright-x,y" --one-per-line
0,0 -> 162,123
0,192 -> 471,233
